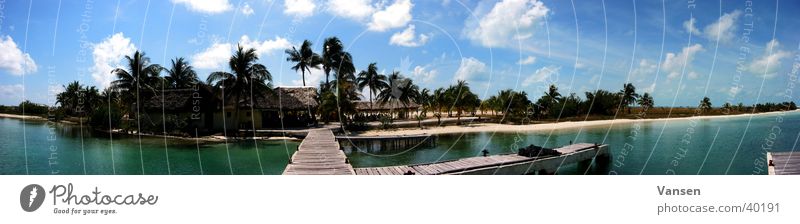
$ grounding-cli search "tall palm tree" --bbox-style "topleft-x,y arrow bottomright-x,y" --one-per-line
111,51 -> 163,120
285,40 -> 323,86
322,37 -> 355,84
637,92 -> 654,111
207,45 -> 273,131
699,97 -> 712,114
620,83 -> 639,114
541,84 -> 561,116
432,87 -> 446,124
165,57 -> 199,89
356,62 -> 388,110
545,84 -> 561,103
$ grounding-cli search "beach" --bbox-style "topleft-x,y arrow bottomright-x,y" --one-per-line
355,110 -> 798,137
0,113 -> 47,121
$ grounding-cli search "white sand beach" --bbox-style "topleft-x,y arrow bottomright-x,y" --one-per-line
356,110 -> 798,137
0,113 -> 47,121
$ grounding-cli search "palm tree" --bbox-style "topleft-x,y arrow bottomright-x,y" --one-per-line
56,81 -> 83,115
207,45 -> 273,131
285,40 -> 322,86
540,84 -> 561,117
356,63 -> 388,111
376,71 -> 405,118
546,84 -> 561,103
448,80 -> 472,123
699,97 -> 712,114
620,83 -> 639,113
432,87 -> 446,125
397,79 -> 420,108
82,86 -> 103,116
165,57 -> 199,89
322,37 -> 355,84
416,88 -> 431,116
111,51 -> 163,121
637,92 -> 654,111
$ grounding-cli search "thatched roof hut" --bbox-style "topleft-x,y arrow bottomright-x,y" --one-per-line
144,85 -> 219,112
355,101 -> 419,111
232,86 -> 318,110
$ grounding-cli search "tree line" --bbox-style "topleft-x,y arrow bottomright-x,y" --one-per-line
7,35 -> 792,134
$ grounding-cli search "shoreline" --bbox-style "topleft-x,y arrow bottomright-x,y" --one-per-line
6,111 -> 797,140
0,113 -> 300,143
0,113 -> 48,121
354,110 -> 799,137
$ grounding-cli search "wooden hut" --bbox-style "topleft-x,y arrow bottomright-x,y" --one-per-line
143,84 -> 220,133
219,86 -> 318,129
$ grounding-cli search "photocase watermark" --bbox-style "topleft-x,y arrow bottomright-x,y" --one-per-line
0,0 -> 6,33
46,66 -> 60,174
20,184 -> 45,212
724,1 -> 755,113
19,183 -> 159,215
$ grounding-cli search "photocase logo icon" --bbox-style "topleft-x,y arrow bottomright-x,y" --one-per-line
20,184 -> 45,212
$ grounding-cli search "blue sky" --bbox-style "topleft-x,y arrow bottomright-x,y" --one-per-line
1,0 -> 799,107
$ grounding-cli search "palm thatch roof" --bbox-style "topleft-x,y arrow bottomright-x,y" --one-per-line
144,85 -> 218,112
356,101 -> 419,111
233,86 -> 318,110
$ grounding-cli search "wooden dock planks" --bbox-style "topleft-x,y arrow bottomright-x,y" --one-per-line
283,129 -> 355,175
768,152 -> 800,175
353,143 -> 604,175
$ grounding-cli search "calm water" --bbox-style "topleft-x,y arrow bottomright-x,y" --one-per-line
346,111 -> 800,175
2,111 -> 799,175
0,117 -> 298,175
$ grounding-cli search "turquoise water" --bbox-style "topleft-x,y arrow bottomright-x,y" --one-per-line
0,117 -> 298,175
2,111 -> 799,175
346,111 -> 800,175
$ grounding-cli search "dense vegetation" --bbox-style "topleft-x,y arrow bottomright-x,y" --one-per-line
3,36 -> 797,135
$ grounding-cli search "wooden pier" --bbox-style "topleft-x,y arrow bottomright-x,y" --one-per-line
767,152 -> 800,175
283,129 -> 355,175
353,143 -> 609,175
337,134 -> 435,153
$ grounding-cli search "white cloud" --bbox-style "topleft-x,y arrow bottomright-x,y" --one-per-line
749,39 -> 790,79
91,33 -> 136,88
192,36 -> 291,70
517,56 -> 536,65
0,36 -> 37,75
327,0 -> 375,21
241,3 -> 254,16
290,67 -> 324,86
683,17 -> 701,35
522,65 -> 559,87
192,42 -> 232,70
239,35 -> 292,57
367,0 -> 413,32
284,0 -> 316,18
464,0 -> 549,48
0,84 -> 24,101
454,57 -> 487,81
642,83 -> 656,93
172,0 -> 232,14
389,25 -> 430,47
631,59 -> 657,78
703,10 -> 741,42
661,44 -> 703,80
412,65 -> 437,83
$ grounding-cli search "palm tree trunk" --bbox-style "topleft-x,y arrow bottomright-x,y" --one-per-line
301,70 -> 306,86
